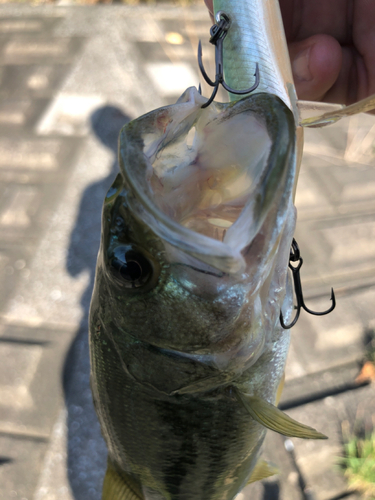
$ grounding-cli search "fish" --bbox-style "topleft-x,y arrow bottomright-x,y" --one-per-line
89,1 -> 375,500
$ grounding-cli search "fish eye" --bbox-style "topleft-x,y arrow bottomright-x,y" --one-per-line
108,245 -> 153,289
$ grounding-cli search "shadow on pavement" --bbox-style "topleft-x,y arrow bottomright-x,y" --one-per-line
262,482 -> 280,500
63,105 -> 131,499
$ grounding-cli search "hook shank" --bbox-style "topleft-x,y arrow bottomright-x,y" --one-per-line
198,11 -> 260,108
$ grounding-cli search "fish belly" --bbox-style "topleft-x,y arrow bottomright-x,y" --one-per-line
90,310 -> 266,500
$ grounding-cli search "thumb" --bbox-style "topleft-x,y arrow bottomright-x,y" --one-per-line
204,0 -> 214,21
288,34 -> 342,101
204,0 -> 213,15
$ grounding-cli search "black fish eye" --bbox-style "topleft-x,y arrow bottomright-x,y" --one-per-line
109,245 -> 153,289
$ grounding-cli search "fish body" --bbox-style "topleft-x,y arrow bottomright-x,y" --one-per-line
89,2 -> 326,499
90,90 -> 297,500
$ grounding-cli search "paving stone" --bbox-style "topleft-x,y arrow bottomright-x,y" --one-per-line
294,165 -> 334,220
0,65 -> 70,99
25,66 -> 64,95
0,246 -> 34,315
295,165 -> 375,223
296,113 -> 375,224
312,160 -> 375,210
0,17 -> 44,34
285,286 -> 375,379
34,328 -> 107,500
0,99 -> 32,125
145,61 -> 199,97
0,342 -> 43,410
1,37 -> 83,65
294,118 -> 375,295
0,16 -> 62,35
281,360 -> 362,409
0,434 -> 48,500
3,38 -> 69,60
135,40 -> 170,62
51,6 -> 211,115
0,185 -> 40,228
0,323 -> 75,439
303,113 -> 375,167
286,384 -> 375,500
297,115 -> 375,210
0,98 -> 50,130
0,137 -> 60,170
0,183 -> 65,246
160,18 -> 211,40
36,93 -> 105,136
168,43 -> 203,62
51,20 -> 164,116
293,214 -> 375,296
0,136 -> 82,183
33,409 -> 79,500
135,40 -> 198,65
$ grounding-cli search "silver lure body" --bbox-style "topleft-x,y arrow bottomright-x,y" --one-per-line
214,0 -> 297,113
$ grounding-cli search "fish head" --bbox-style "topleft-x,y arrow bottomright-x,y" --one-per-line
93,87 -> 296,394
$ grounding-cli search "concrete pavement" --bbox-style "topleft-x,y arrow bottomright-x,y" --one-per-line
0,4 -> 373,500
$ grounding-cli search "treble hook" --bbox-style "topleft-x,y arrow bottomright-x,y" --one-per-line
280,239 -> 336,330
198,11 -> 260,109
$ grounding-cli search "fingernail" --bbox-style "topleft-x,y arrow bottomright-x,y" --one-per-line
292,47 -> 312,82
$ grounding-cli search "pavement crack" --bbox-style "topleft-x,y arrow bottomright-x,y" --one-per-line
279,379 -> 370,411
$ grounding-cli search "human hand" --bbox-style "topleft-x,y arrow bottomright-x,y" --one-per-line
204,0 -> 375,105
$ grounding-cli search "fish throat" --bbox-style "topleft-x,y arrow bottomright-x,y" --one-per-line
149,99 -> 271,242
120,88 -> 295,274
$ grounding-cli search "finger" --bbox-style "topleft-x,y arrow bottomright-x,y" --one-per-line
289,34 -> 342,101
204,0 -> 214,22
280,0 -> 352,43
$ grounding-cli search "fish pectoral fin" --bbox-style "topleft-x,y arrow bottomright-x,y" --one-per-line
247,460 -> 279,484
234,391 -> 327,440
298,94 -> 375,128
275,371 -> 285,406
102,459 -> 143,500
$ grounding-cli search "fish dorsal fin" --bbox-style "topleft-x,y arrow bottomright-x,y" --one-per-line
247,460 -> 279,484
299,93 -> 375,128
234,390 -> 327,440
102,460 -> 143,500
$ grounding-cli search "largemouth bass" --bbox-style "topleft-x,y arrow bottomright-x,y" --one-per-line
89,1 -> 375,499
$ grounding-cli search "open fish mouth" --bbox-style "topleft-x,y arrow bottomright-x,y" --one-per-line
119,87 -> 296,275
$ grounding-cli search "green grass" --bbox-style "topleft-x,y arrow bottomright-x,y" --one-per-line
338,328 -> 375,498
364,328 -> 375,365
339,429 -> 375,499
